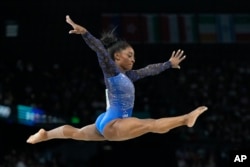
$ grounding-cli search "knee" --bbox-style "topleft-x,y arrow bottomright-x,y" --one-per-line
72,130 -> 83,138
61,125 -> 80,138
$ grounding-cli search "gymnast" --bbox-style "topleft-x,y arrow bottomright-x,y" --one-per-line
26,15 -> 207,144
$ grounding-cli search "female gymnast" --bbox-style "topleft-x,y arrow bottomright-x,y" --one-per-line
26,15 -> 207,143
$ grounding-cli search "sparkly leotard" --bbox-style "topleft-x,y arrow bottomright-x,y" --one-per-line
82,32 -> 172,135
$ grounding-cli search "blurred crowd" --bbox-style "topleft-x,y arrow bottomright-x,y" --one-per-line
0,50 -> 249,166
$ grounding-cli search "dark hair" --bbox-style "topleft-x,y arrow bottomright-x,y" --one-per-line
100,28 -> 131,60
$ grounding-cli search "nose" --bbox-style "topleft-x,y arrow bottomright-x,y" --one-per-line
131,58 -> 135,63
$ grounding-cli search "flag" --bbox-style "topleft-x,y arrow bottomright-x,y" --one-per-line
198,14 -> 218,43
120,14 -> 147,43
178,14 -> 198,43
233,14 -> 250,43
217,14 -> 234,43
142,14 -> 161,43
142,14 -> 179,44
160,14 -> 179,43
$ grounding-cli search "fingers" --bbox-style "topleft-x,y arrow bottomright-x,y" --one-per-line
66,15 -> 75,26
169,49 -> 186,69
66,15 -> 78,34
175,49 -> 184,57
172,49 -> 183,56
69,30 -> 76,34
179,54 -> 186,61
173,49 -> 186,59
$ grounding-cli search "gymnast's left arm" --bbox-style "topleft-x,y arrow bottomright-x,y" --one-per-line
126,49 -> 186,81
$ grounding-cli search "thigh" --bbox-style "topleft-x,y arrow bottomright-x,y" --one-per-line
95,110 -> 123,135
79,124 -> 106,141
103,117 -> 154,141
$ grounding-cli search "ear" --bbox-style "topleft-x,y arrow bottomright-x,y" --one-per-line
114,52 -> 121,61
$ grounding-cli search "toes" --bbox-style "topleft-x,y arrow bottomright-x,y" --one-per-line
26,136 -> 33,144
198,106 -> 208,112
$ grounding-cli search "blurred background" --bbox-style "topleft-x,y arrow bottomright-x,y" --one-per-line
1,0 -> 250,166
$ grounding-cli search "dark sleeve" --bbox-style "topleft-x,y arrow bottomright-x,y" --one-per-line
126,61 -> 172,82
81,32 -> 120,78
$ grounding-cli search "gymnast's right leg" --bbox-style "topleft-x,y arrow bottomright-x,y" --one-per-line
26,124 -> 106,144
103,106 -> 208,141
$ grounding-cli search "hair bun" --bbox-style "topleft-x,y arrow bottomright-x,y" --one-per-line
100,28 -> 119,48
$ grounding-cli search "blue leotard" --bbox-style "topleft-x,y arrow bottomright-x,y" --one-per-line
82,32 -> 172,135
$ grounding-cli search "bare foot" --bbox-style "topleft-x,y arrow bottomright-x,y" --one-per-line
186,106 -> 208,127
26,129 -> 47,144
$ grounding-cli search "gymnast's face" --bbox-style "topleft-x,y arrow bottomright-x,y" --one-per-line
114,46 -> 135,72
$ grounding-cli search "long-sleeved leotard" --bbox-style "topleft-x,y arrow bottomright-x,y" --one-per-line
82,32 -> 172,135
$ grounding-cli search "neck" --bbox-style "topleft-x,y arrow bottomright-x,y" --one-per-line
116,63 -> 126,73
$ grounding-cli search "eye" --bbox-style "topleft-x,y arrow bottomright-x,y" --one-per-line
128,54 -> 135,60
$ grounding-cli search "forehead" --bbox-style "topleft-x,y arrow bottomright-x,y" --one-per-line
122,46 -> 134,54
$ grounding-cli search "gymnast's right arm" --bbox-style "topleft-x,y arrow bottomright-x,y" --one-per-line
65,15 -> 118,77
65,15 -> 105,53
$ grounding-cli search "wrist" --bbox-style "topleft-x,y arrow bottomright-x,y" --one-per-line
168,60 -> 173,67
164,61 -> 172,68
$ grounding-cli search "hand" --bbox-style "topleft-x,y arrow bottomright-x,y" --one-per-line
168,49 -> 186,69
66,15 -> 87,34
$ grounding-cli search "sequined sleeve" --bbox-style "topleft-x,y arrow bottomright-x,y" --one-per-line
81,32 -> 120,78
126,61 -> 172,82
